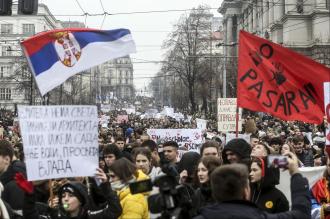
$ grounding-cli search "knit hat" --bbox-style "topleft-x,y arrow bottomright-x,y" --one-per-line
58,182 -> 88,207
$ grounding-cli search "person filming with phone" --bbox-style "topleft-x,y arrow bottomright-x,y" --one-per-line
194,152 -> 310,219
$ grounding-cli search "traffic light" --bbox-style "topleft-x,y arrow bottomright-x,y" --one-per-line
18,0 -> 38,15
0,0 -> 12,15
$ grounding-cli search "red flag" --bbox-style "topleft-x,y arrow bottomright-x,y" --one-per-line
237,30 -> 330,124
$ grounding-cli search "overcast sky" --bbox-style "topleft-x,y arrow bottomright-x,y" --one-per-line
40,0 -> 223,91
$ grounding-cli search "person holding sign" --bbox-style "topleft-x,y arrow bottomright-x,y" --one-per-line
16,168 -> 122,219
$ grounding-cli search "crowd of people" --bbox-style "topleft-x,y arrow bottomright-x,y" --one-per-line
0,109 -> 328,219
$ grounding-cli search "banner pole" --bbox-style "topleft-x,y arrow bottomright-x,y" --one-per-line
235,106 -> 239,137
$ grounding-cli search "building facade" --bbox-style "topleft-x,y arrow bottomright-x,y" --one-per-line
219,0 -> 330,96
97,56 -> 135,102
0,3 -> 62,110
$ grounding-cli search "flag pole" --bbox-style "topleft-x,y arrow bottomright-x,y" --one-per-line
235,106 -> 239,137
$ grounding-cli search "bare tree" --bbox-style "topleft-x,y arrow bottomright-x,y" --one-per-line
161,6 -> 214,114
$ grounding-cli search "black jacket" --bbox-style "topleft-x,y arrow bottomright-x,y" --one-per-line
1,160 -> 26,211
250,158 -> 289,213
23,182 -> 122,219
193,173 -> 310,219
194,183 -> 215,213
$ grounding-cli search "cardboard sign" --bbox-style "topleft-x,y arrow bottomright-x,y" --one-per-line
18,105 -> 99,181
147,129 -> 204,152
196,118 -> 207,131
217,98 -> 242,132
116,115 -> 128,124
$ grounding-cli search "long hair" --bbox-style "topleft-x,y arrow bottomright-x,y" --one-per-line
108,158 -> 137,183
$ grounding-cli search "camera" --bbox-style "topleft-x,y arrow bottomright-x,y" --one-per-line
129,159 -> 193,219
268,155 -> 288,168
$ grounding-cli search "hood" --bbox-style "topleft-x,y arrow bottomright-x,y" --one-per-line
58,182 -> 89,210
261,157 -> 279,188
222,138 -> 251,164
251,157 -> 279,191
177,151 -> 201,176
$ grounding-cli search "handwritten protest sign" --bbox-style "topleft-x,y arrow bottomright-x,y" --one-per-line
325,82 -> 330,146
116,115 -> 128,124
196,118 -> 207,131
147,129 -> 204,152
217,98 -> 242,132
18,105 -> 99,181
99,115 -> 110,128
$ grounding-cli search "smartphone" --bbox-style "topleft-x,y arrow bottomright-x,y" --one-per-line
267,155 -> 288,168
129,179 -> 153,194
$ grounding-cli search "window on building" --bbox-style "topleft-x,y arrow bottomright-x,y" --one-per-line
326,0 -> 330,9
0,65 -> 11,77
1,46 -> 11,56
0,88 -> 11,100
1,24 -> 13,34
125,78 -> 128,84
21,66 -> 29,78
22,24 -> 35,35
126,71 -> 129,77
119,70 -> 122,78
297,0 -> 303,13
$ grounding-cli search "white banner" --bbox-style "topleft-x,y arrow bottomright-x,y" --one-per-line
196,118 -> 207,131
18,105 -> 99,181
147,129 -> 204,152
217,98 -> 242,132
225,133 -> 251,145
277,166 -> 326,205
324,82 -> 330,146
100,104 -> 115,112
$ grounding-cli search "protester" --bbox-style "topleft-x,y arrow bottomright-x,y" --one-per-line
162,141 -> 179,165
141,140 -> 161,167
194,152 -> 311,219
222,138 -> 251,167
0,139 -> 26,215
132,147 -> 163,180
293,135 -> 314,167
200,141 -> 221,158
102,144 -> 122,173
178,151 -> 201,186
17,168 -> 122,219
250,134 -> 259,149
251,142 -> 271,157
250,157 -> 289,213
194,156 -> 221,212
108,158 -> 149,219
311,158 -> 330,219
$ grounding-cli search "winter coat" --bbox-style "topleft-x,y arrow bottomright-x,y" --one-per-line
22,182 -> 122,219
193,173 -> 310,219
194,183 -> 215,213
250,158 -> 289,213
297,150 -> 314,167
117,170 -> 149,219
1,160 -> 26,212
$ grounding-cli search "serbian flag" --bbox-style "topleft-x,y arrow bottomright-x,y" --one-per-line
238,30 -> 330,124
21,28 -> 136,96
